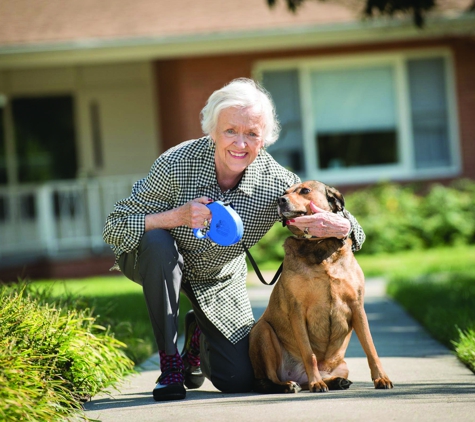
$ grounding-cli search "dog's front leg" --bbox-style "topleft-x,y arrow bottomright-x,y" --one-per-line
289,302 -> 328,392
351,301 -> 393,389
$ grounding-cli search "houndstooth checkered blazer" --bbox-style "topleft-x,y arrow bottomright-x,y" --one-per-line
103,137 -> 366,344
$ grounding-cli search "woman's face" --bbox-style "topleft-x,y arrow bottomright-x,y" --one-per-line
212,106 -> 265,184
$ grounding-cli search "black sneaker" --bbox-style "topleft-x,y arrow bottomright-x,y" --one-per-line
181,311 -> 205,390
153,368 -> 186,401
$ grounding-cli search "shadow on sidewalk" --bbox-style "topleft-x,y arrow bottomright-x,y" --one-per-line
84,380 -> 475,412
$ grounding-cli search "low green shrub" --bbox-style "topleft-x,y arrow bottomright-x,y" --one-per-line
345,182 -> 425,254
454,328 -> 475,373
0,284 -> 135,421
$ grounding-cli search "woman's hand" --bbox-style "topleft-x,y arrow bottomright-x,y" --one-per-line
179,197 -> 213,229
145,197 -> 213,231
286,202 -> 351,239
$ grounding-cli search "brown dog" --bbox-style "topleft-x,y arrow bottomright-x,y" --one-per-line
249,180 -> 393,393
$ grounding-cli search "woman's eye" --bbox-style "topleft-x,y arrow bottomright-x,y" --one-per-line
300,188 -> 311,194
226,129 -> 236,134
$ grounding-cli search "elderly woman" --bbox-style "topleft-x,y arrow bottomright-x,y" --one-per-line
102,78 -> 365,401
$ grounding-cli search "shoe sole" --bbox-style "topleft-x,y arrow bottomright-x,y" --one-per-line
153,385 -> 186,401
184,372 -> 205,389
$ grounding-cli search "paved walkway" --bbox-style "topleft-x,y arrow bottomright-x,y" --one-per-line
84,275 -> 475,422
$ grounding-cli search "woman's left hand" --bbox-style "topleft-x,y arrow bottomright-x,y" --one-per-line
286,202 -> 351,239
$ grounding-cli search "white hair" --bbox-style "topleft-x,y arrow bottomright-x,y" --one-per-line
200,78 -> 281,147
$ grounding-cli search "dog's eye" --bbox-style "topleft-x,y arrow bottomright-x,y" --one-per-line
300,188 -> 311,195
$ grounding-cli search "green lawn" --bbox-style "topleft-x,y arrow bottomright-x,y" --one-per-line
357,245 -> 475,278
30,244 -> 475,368
30,276 -> 192,365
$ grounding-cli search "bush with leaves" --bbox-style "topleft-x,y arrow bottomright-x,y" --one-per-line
345,182 -> 425,254
0,284 -> 135,421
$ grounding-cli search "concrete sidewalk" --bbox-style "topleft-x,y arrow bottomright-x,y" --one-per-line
84,276 -> 475,422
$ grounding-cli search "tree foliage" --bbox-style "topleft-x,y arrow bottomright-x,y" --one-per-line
267,0 -> 474,28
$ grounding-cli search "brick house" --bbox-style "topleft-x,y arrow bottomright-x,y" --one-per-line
0,0 -> 474,279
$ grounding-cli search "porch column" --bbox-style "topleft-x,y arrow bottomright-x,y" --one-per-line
37,185 -> 58,256
86,179 -> 106,252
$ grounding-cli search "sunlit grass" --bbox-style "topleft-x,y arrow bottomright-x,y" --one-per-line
31,275 -> 192,365
253,244 -> 475,278
357,244 -> 475,278
387,271 -> 475,373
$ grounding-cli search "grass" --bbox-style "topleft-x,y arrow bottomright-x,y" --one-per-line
357,244 -> 475,278
387,271 -> 475,372
252,244 -> 475,277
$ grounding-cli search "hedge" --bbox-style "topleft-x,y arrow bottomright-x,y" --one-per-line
0,284 -> 135,421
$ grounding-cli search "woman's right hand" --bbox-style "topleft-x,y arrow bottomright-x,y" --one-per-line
179,197 -> 213,229
144,197 -> 213,232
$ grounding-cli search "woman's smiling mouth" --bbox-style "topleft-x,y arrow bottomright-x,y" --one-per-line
229,151 -> 247,158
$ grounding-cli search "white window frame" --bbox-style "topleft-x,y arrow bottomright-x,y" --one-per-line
253,48 -> 461,185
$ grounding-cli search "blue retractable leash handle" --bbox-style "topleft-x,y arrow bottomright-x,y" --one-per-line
193,201 -> 243,246
193,200 -> 281,285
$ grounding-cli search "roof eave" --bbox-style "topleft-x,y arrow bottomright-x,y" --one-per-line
0,14 -> 473,69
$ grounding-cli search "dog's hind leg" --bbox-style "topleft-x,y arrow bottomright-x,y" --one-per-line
249,320 -> 301,394
323,377 -> 352,390
321,361 -> 352,390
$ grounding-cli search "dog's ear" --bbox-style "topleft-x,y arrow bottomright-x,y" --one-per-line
325,186 -> 345,213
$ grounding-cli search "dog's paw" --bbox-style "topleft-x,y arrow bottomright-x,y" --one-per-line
325,377 -> 352,390
374,377 -> 394,389
284,381 -> 302,393
309,381 -> 329,393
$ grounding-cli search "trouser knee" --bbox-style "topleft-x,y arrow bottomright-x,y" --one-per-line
200,334 -> 254,394
138,229 -> 181,271
211,370 -> 254,393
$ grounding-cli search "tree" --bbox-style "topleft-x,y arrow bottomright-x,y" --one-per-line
267,0 -> 475,28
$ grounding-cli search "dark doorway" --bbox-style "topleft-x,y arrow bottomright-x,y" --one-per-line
0,107 -> 6,184
12,96 -> 77,183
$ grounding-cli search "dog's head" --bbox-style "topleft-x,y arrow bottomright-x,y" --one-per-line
277,181 -> 345,237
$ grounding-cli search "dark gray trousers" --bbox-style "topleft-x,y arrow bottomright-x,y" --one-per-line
118,229 -> 254,393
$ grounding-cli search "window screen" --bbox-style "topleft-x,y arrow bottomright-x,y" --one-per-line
262,70 -> 305,172
311,66 -> 398,169
408,57 -> 450,169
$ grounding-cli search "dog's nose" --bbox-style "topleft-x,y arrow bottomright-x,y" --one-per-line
277,197 -> 289,205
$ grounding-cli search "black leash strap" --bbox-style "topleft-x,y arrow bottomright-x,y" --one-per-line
242,242 -> 283,286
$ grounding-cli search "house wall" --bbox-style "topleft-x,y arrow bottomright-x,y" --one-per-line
0,61 -> 159,182
76,63 -> 159,178
154,36 -> 475,183
155,57 -> 252,151
452,39 -> 475,181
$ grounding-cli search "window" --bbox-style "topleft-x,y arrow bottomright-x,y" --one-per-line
262,70 -> 304,172
407,58 -> 451,169
0,106 -> 6,184
259,52 -> 459,184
